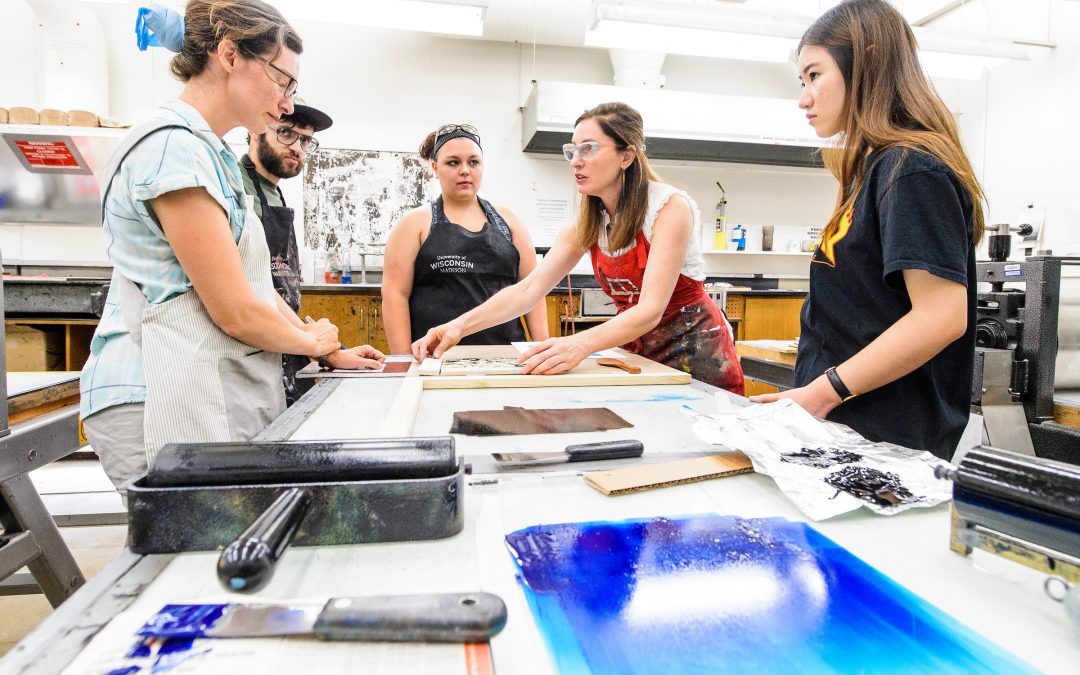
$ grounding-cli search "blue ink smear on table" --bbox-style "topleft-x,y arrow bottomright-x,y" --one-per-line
569,393 -> 704,404
505,515 -> 1036,674
137,604 -> 227,639
110,635 -> 212,674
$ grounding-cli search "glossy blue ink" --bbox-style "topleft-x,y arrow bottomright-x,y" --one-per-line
114,635 -> 212,674
151,638 -> 210,673
137,604 -> 228,639
506,515 -> 1037,674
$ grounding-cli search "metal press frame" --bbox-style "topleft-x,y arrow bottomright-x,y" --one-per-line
0,260 -> 87,606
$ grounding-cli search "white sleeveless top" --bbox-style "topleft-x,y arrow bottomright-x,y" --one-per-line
596,181 -> 706,281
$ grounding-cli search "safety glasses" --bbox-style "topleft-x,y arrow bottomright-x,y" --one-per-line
436,123 -> 481,143
561,141 -> 603,162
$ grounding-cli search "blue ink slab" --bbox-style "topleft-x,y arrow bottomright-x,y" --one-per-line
505,515 -> 1035,674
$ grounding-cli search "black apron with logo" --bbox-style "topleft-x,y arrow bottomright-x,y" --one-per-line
242,156 -> 313,406
408,196 -> 526,344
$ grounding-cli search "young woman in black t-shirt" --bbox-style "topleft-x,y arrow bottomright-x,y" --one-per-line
750,0 -> 986,459
382,124 -> 549,354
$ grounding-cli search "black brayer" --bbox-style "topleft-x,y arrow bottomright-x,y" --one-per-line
217,487 -> 311,593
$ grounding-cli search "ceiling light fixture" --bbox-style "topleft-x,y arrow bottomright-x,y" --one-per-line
585,0 -> 809,63
274,0 -> 486,37
587,1 -> 1032,79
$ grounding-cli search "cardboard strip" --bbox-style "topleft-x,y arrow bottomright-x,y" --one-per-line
584,453 -> 753,495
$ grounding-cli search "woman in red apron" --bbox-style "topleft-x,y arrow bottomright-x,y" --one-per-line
412,102 -> 743,394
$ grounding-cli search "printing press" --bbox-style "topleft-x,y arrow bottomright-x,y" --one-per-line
946,224 -> 1080,589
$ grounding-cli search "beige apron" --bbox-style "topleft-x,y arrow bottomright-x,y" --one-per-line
101,120 -> 286,465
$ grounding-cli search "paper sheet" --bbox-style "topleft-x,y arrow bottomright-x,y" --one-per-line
296,355 -> 413,378
687,398 -> 952,521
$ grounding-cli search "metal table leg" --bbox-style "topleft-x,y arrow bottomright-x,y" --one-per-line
0,474 -> 86,606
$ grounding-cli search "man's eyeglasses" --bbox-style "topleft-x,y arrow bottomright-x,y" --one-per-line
562,141 -> 603,162
256,56 -> 299,99
272,125 -> 318,152
436,123 -> 480,142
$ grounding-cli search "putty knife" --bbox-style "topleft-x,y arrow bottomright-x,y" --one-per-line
139,592 -> 507,643
492,439 -> 644,468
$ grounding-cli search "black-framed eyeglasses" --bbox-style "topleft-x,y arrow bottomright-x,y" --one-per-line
436,123 -> 480,143
271,125 -> 319,152
256,56 -> 299,99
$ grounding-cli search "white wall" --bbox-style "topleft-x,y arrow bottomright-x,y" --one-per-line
2,0 -> 1074,285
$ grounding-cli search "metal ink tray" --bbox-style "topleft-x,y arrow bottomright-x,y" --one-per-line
125,459 -> 465,554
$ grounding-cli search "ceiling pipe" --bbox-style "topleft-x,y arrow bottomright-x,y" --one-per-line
27,0 -> 110,115
608,49 -> 666,89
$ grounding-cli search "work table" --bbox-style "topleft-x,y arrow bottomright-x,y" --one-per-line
3,374 -> 1077,674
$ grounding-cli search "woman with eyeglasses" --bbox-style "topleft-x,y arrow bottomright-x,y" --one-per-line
382,123 -> 549,354
750,0 -> 983,459
80,0 -> 366,494
413,103 -> 744,393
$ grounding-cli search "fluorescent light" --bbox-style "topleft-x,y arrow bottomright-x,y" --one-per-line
274,0 -> 486,37
586,18 -> 795,63
587,1 -> 807,63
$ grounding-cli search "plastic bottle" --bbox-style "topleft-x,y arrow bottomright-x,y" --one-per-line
731,224 -> 746,251
341,252 -> 352,285
714,182 -> 727,251
325,250 -> 341,284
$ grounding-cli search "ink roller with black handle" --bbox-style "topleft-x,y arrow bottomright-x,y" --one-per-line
217,487 -> 311,593
146,437 -> 457,487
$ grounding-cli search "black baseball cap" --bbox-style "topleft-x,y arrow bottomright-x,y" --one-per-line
285,102 -> 333,132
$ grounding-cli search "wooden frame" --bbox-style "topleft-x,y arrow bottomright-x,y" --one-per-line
378,345 -> 690,437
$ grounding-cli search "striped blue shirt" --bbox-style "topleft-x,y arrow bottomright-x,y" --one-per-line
80,100 -> 248,419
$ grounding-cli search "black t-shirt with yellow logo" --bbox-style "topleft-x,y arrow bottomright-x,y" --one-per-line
795,147 -> 976,459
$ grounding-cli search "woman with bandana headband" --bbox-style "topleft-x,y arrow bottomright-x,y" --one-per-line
382,123 -> 549,354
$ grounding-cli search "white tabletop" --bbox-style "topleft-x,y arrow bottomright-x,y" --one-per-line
56,380 -> 1080,674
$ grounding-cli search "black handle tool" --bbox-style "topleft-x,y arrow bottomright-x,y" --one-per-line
217,487 -> 311,593
493,438 -> 645,468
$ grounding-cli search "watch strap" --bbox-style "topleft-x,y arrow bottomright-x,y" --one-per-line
825,366 -> 856,402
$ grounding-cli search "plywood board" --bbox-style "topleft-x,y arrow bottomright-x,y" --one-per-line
735,340 -> 798,366
584,453 -> 753,495
418,345 -> 690,389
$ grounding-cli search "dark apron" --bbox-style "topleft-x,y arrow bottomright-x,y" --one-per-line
590,231 -> 745,395
243,158 -> 313,406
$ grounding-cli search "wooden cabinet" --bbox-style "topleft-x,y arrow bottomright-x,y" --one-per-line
5,320 -> 97,372
723,295 -> 804,342
299,290 -> 389,354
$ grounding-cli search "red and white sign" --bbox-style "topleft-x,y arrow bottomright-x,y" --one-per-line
14,140 -> 81,168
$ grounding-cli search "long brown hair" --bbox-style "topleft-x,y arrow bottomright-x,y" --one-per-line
171,0 -> 302,82
800,0 -> 985,244
574,102 -> 661,251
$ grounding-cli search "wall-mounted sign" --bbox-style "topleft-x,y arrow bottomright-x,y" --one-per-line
3,134 -> 92,175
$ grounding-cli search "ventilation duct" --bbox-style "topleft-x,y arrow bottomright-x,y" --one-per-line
609,49 -> 665,89
521,81 -> 825,167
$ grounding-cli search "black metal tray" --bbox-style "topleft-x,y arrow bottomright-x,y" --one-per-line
126,459 -> 465,553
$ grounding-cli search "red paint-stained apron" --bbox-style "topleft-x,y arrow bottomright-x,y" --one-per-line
591,231 -> 744,394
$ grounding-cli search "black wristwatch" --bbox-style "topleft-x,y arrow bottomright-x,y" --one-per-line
825,366 -> 856,402
317,343 -> 346,369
